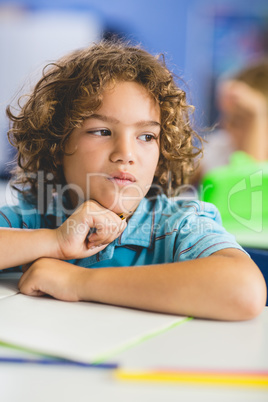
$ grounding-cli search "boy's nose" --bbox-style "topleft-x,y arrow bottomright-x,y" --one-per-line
109,136 -> 135,165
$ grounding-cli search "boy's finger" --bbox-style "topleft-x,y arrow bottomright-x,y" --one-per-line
93,218 -> 126,240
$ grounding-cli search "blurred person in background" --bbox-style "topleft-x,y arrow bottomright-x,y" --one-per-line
193,60 -> 268,183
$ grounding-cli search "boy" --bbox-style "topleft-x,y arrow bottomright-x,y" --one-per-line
1,41 -> 266,320
195,60 -> 268,180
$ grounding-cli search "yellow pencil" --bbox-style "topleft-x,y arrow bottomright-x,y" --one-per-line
117,211 -> 132,220
114,369 -> 268,389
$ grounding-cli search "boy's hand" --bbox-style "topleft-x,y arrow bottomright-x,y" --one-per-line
55,200 -> 127,260
18,258 -> 87,301
218,80 -> 267,137
219,80 -> 267,118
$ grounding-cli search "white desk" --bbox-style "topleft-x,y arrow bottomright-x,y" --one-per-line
0,275 -> 268,402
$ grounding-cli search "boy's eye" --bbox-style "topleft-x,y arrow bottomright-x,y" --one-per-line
88,129 -> 111,136
138,134 -> 157,142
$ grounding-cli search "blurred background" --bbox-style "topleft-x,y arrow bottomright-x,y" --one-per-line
0,0 -> 268,178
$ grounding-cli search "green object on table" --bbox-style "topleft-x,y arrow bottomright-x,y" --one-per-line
200,151 -> 268,248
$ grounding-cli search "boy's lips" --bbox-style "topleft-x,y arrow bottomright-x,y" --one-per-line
108,172 -> 137,186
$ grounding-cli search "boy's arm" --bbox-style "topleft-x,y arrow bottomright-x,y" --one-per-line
0,200 -> 126,270
0,228 -> 59,270
220,80 -> 268,161
18,248 -> 267,321
0,227 -> 106,270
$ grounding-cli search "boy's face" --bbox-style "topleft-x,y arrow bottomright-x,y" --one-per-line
63,81 -> 161,214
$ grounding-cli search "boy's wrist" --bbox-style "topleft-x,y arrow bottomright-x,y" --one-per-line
76,268 -> 95,301
36,228 -> 63,260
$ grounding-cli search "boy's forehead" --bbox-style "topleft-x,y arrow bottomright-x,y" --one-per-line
86,113 -> 161,129
95,81 -> 161,124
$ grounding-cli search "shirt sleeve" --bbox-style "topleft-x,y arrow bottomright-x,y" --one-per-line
0,198 -> 41,229
173,200 -> 247,261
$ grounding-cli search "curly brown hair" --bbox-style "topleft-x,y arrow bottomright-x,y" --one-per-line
7,40 -> 202,201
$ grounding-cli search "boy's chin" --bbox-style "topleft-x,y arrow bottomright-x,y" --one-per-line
100,199 -> 141,216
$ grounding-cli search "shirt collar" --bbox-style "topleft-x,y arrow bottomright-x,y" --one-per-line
117,197 -> 157,249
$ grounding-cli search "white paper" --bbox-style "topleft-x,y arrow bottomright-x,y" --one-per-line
0,293 -> 185,363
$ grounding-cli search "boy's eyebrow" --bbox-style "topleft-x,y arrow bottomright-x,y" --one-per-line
88,113 -> 161,128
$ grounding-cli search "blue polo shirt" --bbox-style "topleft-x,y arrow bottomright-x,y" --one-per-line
0,193 -> 245,270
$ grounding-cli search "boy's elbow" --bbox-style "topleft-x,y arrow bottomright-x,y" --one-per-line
234,266 -> 267,321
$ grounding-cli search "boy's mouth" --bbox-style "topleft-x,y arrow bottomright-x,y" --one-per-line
108,172 -> 137,186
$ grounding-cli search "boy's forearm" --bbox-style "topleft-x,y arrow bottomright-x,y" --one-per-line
243,115 -> 268,161
17,249 -> 266,321
79,249 -> 266,321
0,228 -> 58,269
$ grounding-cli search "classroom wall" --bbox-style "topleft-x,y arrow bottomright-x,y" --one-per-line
0,0 -> 267,176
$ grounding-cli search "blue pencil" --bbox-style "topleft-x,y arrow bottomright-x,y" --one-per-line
0,357 -> 118,369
